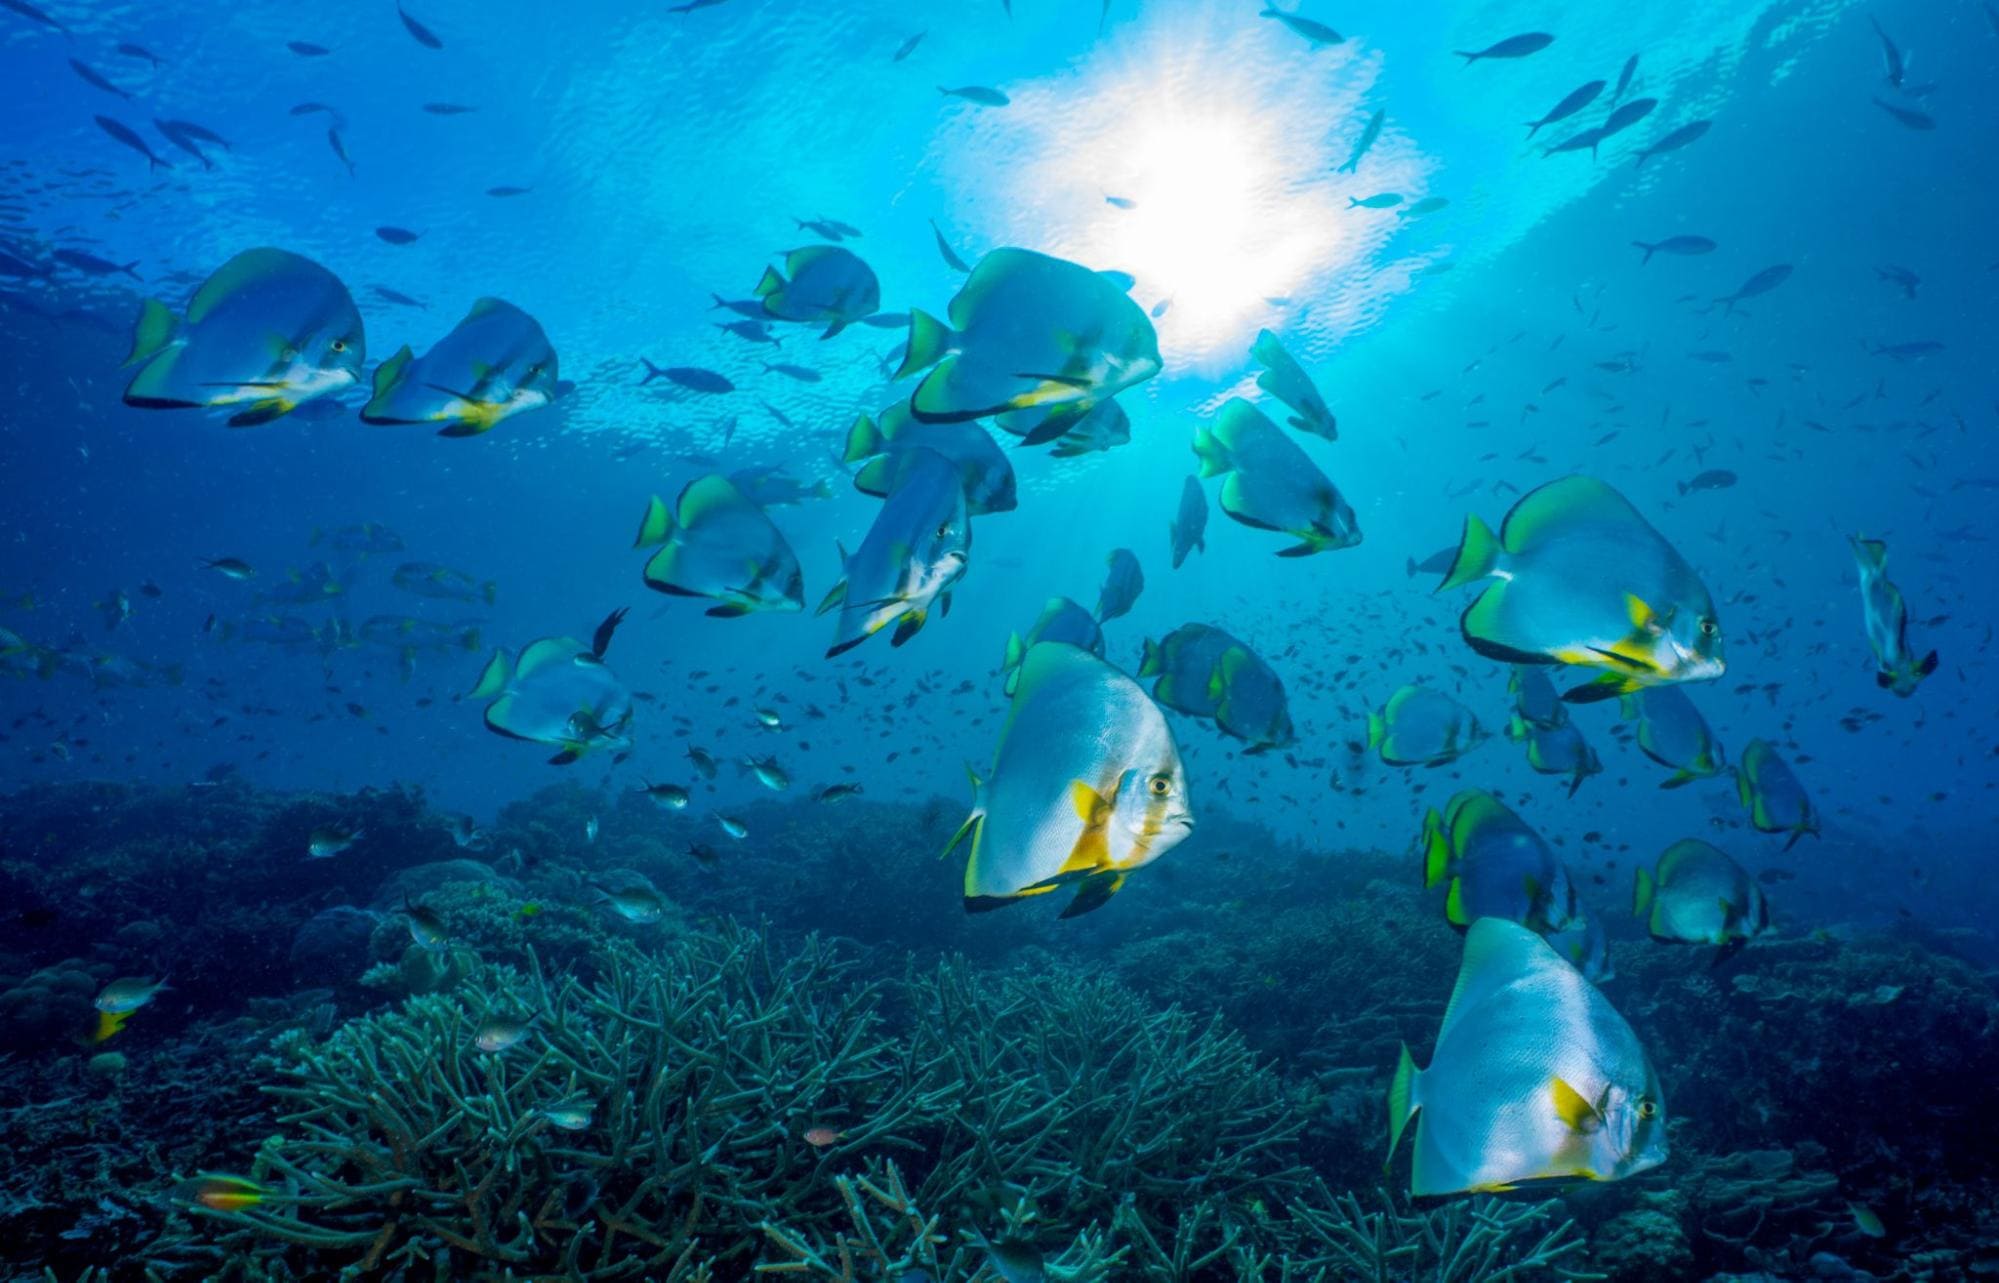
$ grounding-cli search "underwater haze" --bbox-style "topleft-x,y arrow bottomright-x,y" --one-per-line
1,0 -> 1997,1279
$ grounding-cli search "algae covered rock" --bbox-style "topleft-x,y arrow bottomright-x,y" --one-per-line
287,904 -> 383,982
0,958 -> 103,1052
1593,1206 -> 1695,1283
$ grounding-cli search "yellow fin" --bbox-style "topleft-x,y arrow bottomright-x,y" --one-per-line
1624,592 -> 1658,631
1444,877 -> 1468,926
94,1009 -> 132,1043
1551,1077 -> 1601,1133
1060,781 -> 1112,876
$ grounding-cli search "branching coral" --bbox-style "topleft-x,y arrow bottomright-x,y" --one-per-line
1282,1184 -> 1603,1283
173,927 -> 1332,1279
754,1160 -> 1128,1282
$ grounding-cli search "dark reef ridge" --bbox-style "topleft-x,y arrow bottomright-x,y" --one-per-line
1,779 -> 1995,1281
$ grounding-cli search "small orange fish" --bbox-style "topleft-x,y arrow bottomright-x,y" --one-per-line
172,1173 -> 267,1212
802,1125 -> 845,1148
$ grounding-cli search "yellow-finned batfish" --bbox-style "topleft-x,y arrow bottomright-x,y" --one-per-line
1249,328 -> 1337,441
1735,738 -> 1819,850
844,402 -> 1016,514
754,245 -> 881,338
1034,399 -> 1132,458
1420,790 -> 1580,939
896,248 -> 1161,428
1507,714 -> 1602,797
1441,477 -> 1722,703
1388,917 -> 1666,1196
1368,684 -> 1487,767
469,636 -> 634,765
1508,665 -> 1566,729
123,248 -> 364,427
635,475 -> 805,616
942,642 -> 1192,918
1001,596 -> 1103,695
1192,399 -> 1360,556
361,297 -> 559,436
1139,623 -> 1295,752
1169,475 -> 1208,569
1849,535 -> 1938,697
1618,685 -> 1726,788
1094,548 -> 1144,623
1542,908 -> 1613,983
819,448 -> 969,657
1633,839 -> 1770,956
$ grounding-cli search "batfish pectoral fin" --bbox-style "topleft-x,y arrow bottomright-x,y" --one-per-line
1551,1076 -> 1605,1134
889,609 -> 927,647
1058,869 -> 1126,918
226,396 -> 297,427
1560,670 -> 1639,705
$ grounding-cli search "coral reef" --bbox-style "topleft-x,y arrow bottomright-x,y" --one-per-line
174,926 -> 1332,1279
1281,1185 -> 1601,1282
0,778 -> 1995,1281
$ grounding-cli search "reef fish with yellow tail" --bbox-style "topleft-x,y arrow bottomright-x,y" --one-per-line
897,247 -> 1161,429
122,248 -> 364,426
635,475 -> 806,616
360,297 -> 559,436
1192,399 -> 1360,556
943,641 -> 1192,918
819,448 -> 970,657
1388,917 -> 1666,1196
1440,476 -> 1722,703
1849,535 -> 1938,697
169,1174 -> 268,1213
93,975 -> 168,1042
392,562 -> 494,605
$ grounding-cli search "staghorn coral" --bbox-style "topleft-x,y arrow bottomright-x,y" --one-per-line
172,925 -> 1327,1279
1280,1184 -> 1602,1283
756,1160 -> 1128,1281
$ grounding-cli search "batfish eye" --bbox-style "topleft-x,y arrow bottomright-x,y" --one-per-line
329,338 -> 347,353
935,522 -> 952,538
1637,1097 -> 1658,1119
1146,774 -> 1172,798
1698,619 -> 1717,638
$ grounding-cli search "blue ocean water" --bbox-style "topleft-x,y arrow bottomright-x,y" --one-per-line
1,0 -> 1995,1278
